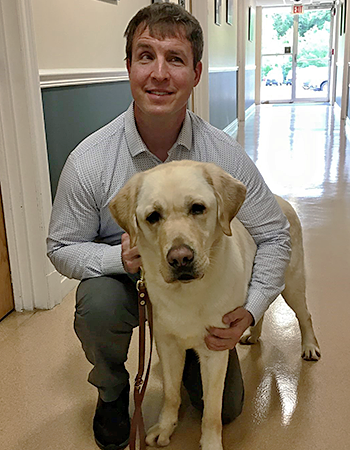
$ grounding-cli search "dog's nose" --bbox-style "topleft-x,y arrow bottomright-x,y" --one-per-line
167,245 -> 194,268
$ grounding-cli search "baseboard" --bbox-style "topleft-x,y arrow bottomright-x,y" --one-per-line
45,270 -> 78,309
245,104 -> 256,121
60,277 -> 79,301
223,119 -> 239,137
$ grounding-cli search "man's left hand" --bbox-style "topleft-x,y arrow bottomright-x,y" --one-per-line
205,307 -> 254,351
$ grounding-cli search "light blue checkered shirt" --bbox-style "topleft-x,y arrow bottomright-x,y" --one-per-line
47,103 -> 291,323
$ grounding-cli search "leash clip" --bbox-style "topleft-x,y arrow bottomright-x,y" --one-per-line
135,375 -> 144,390
136,266 -> 145,293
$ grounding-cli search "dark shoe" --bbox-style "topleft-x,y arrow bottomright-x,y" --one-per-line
93,385 -> 130,450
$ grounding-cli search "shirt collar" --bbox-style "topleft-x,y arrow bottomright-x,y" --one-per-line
125,102 -> 193,158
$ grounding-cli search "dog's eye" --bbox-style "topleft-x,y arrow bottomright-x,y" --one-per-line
146,211 -> 161,224
190,204 -> 206,215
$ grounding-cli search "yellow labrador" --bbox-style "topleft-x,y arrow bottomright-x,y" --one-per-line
110,160 -> 320,450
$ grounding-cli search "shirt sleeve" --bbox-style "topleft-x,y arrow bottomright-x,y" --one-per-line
47,156 -> 126,280
233,145 -> 291,324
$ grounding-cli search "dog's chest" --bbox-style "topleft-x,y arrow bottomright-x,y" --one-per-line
153,306 -> 214,349
148,286 -> 232,349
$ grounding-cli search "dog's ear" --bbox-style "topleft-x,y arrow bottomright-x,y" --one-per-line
203,163 -> 247,236
109,173 -> 143,247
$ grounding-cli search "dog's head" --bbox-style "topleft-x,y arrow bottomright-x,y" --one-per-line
110,161 -> 246,283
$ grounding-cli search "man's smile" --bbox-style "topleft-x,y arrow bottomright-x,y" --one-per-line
146,90 -> 174,96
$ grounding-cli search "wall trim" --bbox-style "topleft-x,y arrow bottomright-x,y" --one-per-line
209,66 -> 239,73
40,68 -> 129,88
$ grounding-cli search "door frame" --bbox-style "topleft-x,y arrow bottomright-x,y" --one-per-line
0,0 -> 77,311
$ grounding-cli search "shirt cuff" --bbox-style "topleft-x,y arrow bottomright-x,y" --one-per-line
244,289 -> 272,325
102,244 -> 126,275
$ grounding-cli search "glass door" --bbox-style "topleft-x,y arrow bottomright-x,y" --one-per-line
295,8 -> 332,101
261,6 -> 332,104
261,7 -> 294,103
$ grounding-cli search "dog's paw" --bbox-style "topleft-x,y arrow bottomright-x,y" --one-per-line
201,444 -> 223,450
200,437 -> 223,450
146,422 -> 177,447
302,343 -> 321,361
239,334 -> 259,345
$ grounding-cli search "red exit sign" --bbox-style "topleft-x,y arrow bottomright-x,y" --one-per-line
293,5 -> 304,14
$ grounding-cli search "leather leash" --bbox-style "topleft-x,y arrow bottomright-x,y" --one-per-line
129,268 -> 153,450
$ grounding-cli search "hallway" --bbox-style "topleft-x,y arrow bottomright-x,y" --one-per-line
0,103 -> 349,450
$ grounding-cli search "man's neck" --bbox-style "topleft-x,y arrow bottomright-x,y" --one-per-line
134,107 -> 186,162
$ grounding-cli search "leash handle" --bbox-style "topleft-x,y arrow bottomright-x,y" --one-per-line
129,270 -> 153,450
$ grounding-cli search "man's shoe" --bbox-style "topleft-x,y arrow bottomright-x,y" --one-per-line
93,385 -> 130,450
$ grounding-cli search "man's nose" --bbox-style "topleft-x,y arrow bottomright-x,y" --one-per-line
151,59 -> 169,80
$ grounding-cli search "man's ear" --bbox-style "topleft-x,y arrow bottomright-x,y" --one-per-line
203,163 -> 247,236
194,61 -> 202,87
126,58 -> 131,76
109,173 -> 143,247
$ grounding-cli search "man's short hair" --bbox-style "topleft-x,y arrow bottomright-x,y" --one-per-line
124,3 -> 203,69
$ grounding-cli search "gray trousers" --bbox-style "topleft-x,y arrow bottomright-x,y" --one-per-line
74,275 -> 244,422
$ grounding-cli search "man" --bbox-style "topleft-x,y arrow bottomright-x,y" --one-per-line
47,3 -> 291,450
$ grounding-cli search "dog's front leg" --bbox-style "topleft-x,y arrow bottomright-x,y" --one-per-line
196,347 -> 229,450
146,336 -> 185,447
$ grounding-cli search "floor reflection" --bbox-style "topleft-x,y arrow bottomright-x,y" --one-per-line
240,298 -> 303,428
253,355 -> 301,427
235,104 -> 350,200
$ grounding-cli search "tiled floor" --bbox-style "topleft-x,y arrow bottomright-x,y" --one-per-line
1,104 -> 349,450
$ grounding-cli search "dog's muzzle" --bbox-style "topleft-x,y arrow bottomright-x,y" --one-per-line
166,244 -> 197,281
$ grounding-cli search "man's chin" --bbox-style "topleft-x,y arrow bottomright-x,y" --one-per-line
134,99 -> 187,119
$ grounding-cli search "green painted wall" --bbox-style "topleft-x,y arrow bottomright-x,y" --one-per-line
42,81 -> 132,198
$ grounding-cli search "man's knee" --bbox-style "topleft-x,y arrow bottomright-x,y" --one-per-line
75,275 -> 139,337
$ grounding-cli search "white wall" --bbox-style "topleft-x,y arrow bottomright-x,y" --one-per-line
207,0 -> 238,69
31,0 -> 149,70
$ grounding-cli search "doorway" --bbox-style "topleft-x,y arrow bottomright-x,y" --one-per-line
0,186 -> 14,320
260,5 -> 333,104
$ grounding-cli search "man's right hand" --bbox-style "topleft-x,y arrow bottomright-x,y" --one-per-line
121,233 -> 142,274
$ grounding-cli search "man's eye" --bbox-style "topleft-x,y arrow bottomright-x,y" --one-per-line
190,204 -> 206,215
146,211 -> 161,224
139,53 -> 152,61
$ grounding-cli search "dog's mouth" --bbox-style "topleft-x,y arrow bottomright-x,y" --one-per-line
177,274 -> 196,282
169,271 -> 204,283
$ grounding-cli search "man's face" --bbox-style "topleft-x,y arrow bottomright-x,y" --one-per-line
127,26 -> 202,121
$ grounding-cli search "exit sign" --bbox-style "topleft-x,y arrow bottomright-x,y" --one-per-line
293,5 -> 304,14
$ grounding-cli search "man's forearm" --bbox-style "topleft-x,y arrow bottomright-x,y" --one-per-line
243,229 -> 291,323
48,242 -> 125,280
